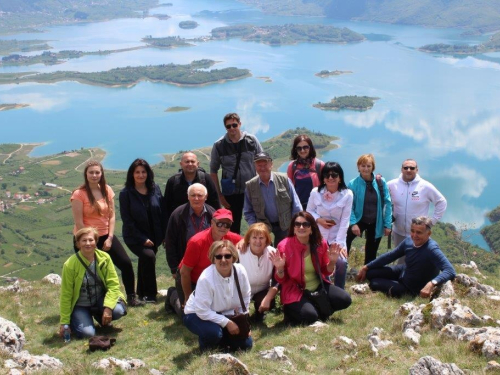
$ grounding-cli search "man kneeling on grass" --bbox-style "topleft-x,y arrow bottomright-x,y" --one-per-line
356,216 -> 456,298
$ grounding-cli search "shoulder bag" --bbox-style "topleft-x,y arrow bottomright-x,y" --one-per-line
224,265 -> 251,339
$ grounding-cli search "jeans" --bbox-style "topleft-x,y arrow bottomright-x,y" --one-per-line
333,256 -> 348,289
70,297 -> 126,338
183,313 -> 253,352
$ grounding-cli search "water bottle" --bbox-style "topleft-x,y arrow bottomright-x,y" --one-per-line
63,325 -> 70,343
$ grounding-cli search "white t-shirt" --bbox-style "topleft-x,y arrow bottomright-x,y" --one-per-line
238,245 -> 276,296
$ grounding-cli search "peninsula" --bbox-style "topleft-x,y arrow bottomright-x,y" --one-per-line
142,36 -> 194,48
419,31 -> 500,55
0,103 -> 30,111
0,40 -> 52,55
0,60 -> 250,88
315,70 -> 353,78
313,95 -> 379,111
210,24 -> 365,45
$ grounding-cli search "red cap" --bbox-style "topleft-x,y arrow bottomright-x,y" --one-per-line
212,208 -> 233,222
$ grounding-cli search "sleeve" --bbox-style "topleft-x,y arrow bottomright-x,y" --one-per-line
430,246 -> 456,285
288,178 -> 302,216
347,180 -> 357,225
382,178 -> 393,228
193,275 -> 229,327
163,178 -> 175,224
253,136 -> 263,154
428,183 -> 447,224
243,187 -> 257,225
318,241 -> 331,277
103,256 -> 122,309
205,173 -> 222,209
210,141 -> 221,174
106,185 -> 115,200
70,189 -> 84,203
59,262 -> 75,325
164,212 -> 182,274
335,191 -> 353,246
306,190 -> 321,220
119,190 -> 148,245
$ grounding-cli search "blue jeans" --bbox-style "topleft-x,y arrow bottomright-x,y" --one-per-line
183,313 -> 253,352
333,257 -> 348,289
70,297 -> 126,338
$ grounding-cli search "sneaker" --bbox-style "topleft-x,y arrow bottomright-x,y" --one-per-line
164,286 -> 176,314
127,294 -> 146,307
143,296 -> 157,304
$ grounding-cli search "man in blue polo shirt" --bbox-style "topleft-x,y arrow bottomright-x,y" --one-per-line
356,216 -> 455,298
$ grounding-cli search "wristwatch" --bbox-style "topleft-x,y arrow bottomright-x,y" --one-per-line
431,280 -> 438,286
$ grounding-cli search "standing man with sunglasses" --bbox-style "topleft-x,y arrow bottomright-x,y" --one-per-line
175,209 -> 242,312
210,113 -> 263,234
388,159 -> 447,263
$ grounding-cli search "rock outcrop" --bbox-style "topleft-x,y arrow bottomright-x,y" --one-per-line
208,353 -> 250,374
409,356 -> 464,374
42,274 -> 61,285
0,316 -> 25,354
92,357 -> 146,371
441,324 -> 500,359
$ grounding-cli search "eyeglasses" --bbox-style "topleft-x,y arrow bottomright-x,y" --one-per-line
403,166 -> 416,171
294,221 -> 311,228
324,172 -> 339,179
214,253 -> 233,260
214,221 -> 231,229
225,123 -> 239,129
296,145 -> 310,152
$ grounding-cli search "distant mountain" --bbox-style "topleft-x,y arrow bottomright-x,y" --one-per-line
240,0 -> 500,32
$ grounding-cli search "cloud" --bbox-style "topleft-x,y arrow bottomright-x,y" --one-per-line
438,56 -> 500,71
343,109 -> 390,128
0,92 -> 67,112
236,98 -> 270,135
440,164 -> 487,199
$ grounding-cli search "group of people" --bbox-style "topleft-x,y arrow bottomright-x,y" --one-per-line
59,112 -> 456,352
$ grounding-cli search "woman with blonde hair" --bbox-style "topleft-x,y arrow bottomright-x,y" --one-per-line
346,154 -> 392,264
239,223 -> 278,322
71,160 -> 143,307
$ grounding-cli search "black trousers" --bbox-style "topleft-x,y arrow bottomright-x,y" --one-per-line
283,284 -> 352,325
73,234 -> 136,296
127,244 -> 157,299
366,265 -> 413,298
252,288 -> 276,320
346,221 -> 382,265
224,193 -> 244,234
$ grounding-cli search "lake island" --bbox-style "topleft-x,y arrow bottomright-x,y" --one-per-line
315,70 -> 353,78
313,95 -> 379,111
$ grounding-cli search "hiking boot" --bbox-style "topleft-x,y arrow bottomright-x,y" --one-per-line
127,294 -> 146,307
164,286 -> 176,314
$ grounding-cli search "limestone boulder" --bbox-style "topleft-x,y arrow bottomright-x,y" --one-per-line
0,316 -> 25,354
208,353 -> 250,375
429,298 -> 482,329
350,284 -> 371,294
440,324 -> 500,359
10,350 -> 63,372
92,357 -> 146,371
408,355 -> 464,374
259,346 -> 293,366
332,336 -> 358,351
42,274 -> 61,285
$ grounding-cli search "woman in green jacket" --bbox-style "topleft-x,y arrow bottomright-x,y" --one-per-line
59,227 -> 127,338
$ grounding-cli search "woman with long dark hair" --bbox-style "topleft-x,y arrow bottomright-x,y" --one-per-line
119,158 -> 165,303
270,212 -> 351,325
287,134 -> 324,210
306,162 -> 352,289
71,160 -> 143,307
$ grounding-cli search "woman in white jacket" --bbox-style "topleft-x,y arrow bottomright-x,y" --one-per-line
307,162 -> 352,289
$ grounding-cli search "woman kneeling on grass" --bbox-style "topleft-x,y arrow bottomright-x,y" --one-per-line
183,240 -> 252,352
59,227 -> 127,338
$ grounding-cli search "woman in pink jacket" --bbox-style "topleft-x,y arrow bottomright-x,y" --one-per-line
271,211 -> 351,325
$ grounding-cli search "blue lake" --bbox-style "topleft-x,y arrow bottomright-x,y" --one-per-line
1,0 -> 499,248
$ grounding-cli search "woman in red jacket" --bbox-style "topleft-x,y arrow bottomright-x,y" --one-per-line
271,211 -> 351,325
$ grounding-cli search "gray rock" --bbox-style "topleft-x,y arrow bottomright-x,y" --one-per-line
435,281 -> 455,298
367,327 -> 393,356
468,287 -> 486,297
350,284 -> 371,294
395,302 -> 419,317
299,344 -> 317,351
409,355 -> 464,374
42,274 -> 61,285
0,316 -> 25,354
403,329 -> 421,345
10,350 -> 63,372
208,353 -> 250,374
92,357 -> 146,371
441,324 -> 500,359
149,370 -> 163,375
332,336 -> 358,351
429,298 -> 482,329
0,280 -> 31,293
485,361 -> 500,372
455,273 -> 478,287
259,346 -> 293,366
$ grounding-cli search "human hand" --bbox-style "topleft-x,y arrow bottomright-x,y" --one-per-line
317,218 -> 335,229
103,237 -> 112,251
384,228 -> 391,236
269,251 -> 286,271
351,225 -> 361,237
226,320 -> 240,335
59,324 -> 70,337
144,239 -> 154,247
236,239 -> 245,253
328,242 -> 343,264
356,266 -> 368,282
219,195 -> 231,209
258,297 -> 271,313
101,307 -> 112,326
419,282 -> 434,298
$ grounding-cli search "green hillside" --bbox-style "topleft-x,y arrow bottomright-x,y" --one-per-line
481,205 -> 500,254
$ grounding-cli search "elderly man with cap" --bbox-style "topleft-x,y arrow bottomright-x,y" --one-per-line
165,208 -> 243,315
244,152 -> 302,246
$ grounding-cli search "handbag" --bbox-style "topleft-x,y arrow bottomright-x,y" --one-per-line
224,265 -> 251,339
306,245 -> 333,321
89,335 -> 116,351
220,137 -> 244,196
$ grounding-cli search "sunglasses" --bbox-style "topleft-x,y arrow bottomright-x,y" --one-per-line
294,221 -> 312,228
403,166 -> 416,171
225,123 -> 239,129
324,172 -> 339,179
214,254 -> 233,260
296,145 -> 310,152
214,221 -> 231,229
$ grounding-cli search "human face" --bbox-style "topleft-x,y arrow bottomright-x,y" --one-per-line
214,247 -> 234,277
358,162 -> 373,180
211,219 -> 232,240
249,232 -> 267,255
224,118 -> 242,139
180,153 -> 199,175
77,233 -> 96,260
323,171 -> 340,192
255,159 -> 272,182
296,141 -> 311,159
293,217 -> 312,242
410,223 -> 431,247
133,166 -> 147,186
401,160 -> 418,182
188,186 -> 207,211
86,165 -> 102,186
